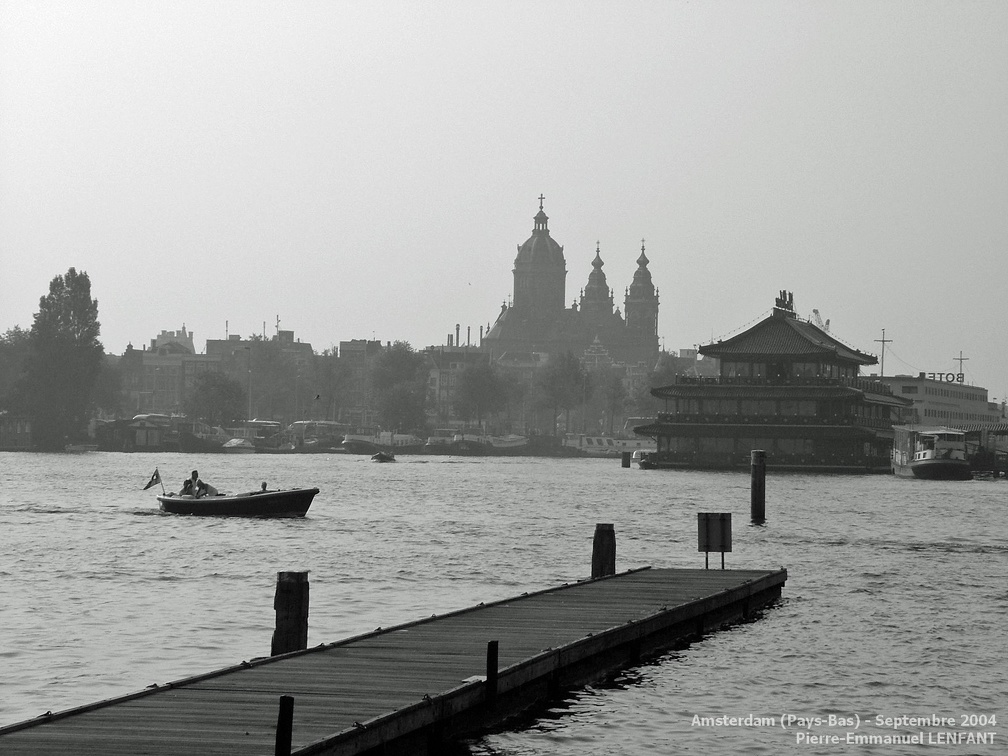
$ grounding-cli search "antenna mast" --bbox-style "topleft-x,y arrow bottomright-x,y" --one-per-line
874,329 -> 892,377
954,351 -> 969,375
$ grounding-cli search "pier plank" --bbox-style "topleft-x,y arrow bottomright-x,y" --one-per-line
0,567 -> 785,755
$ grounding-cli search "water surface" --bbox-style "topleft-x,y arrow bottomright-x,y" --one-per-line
1,453 -> 1004,754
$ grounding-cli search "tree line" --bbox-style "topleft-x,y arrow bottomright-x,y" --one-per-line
1,269 -> 677,450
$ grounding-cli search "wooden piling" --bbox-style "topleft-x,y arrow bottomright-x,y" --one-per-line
750,450 -> 766,523
271,571 -> 309,656
275,695 -> 294,756
485,640 -> 499,708
621,451 -> 631,468
591,523 -> 616,578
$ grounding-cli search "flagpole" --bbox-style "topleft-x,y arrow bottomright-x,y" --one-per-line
158,466 -> 165,494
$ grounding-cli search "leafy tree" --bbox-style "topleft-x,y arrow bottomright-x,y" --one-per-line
246,336 -> 289,420
535,352 -> 588,434
0,327 -> 31,410
21,269 -> 104,448
490,364 -> 536,433
185,371 -> 246,426
595,366 -> 629,434
454,360 -> 506,426
92,356 -> 126,417
313,348 -> 352,422
371,341 -> 428,431
628,351 -> 678,416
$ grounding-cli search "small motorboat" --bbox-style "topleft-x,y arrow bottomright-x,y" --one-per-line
371,451 -> 396,463
222,438 -> 256,453
157,487 -> 319,517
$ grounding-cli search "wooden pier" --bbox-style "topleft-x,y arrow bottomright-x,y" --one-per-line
0,567 -> 786,755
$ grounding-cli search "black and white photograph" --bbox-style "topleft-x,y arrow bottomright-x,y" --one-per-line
1,2 -> 1005,753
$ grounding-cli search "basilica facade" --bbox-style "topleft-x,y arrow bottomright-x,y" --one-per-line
482,199 -> 660,369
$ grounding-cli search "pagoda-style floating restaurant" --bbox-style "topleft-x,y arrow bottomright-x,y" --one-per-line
635,292 -> 910,473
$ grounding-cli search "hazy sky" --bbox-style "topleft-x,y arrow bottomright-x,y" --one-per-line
2,2 -> 1006,397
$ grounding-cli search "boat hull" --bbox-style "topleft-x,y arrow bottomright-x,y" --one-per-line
907,460 -> 973,481
157,488 -> 319,517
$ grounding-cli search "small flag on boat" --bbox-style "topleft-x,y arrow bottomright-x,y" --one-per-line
143,468 -> 161,490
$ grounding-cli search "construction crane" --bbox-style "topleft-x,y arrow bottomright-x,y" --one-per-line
811,309 -> 830,332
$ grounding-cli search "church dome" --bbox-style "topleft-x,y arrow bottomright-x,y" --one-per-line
515,202 -> 565,268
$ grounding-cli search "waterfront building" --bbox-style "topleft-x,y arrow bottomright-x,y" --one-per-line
120,327 -> 221,416
206,329 -> 314,373
482,198 -> 660,370
337,338 -> 383,429
635,292 -> 911,472
878,373 -> 1005,426
423,344 -> 491,428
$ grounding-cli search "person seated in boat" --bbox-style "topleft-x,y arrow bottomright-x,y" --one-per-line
194,473 -> 219,498
184,469 -> 218,498
196,480 -> 218,497
179,476 -> 195,496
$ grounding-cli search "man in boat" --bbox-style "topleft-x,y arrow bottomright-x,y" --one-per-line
183,469 -> 218,498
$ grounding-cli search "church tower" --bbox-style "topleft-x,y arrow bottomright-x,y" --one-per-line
579,242 -> 615,321
624,240 -> 660,357
512,196 -> 566,319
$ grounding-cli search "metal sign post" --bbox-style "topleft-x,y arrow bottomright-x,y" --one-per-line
698,512 -> 732,569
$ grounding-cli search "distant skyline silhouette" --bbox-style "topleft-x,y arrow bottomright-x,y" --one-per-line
2,3 -> 1006,398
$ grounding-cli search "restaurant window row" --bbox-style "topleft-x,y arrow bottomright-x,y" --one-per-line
720,361 -> 858,380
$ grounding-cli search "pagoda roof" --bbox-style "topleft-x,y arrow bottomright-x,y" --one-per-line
650,377 -> 911,406
699,307 -> 876,366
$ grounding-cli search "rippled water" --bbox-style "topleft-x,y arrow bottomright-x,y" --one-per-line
1,452 -> 1005,754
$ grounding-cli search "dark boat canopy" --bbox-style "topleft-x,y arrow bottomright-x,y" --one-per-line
699,292 -> 877,367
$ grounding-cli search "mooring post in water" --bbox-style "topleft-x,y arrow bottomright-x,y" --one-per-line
591,523 -> 616,578
621,451 -> 631,468
485,640 -> 499,708
271,571 -> 309,656
275,695 -> 294,756
750,449 -> 766,523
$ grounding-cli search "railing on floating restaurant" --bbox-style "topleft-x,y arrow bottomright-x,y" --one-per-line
670,374 -> 894,396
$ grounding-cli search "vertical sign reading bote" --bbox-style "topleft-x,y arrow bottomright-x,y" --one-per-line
698,512 -> 732,569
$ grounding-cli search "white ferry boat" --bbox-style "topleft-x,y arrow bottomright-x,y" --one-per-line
891,426 -> 972,480
562,433 -> 656,458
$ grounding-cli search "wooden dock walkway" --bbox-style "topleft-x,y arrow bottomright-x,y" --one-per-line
0,567 -> 786,755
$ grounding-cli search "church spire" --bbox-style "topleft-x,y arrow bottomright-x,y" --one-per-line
580,240 -> 613,318
637,238 -> 649,267
534,193 -> 549,232
625,236 -> 659,345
